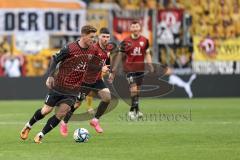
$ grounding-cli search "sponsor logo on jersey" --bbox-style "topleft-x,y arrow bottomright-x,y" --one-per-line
140,41 -> 144,47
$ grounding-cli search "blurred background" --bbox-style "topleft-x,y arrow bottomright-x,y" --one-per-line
0,0 -> 239,99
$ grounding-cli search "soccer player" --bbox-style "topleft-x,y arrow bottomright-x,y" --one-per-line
59,27 -> 112,136
110,20 -> 153,120
20,25 -> 99,143
85,41 -> 111,115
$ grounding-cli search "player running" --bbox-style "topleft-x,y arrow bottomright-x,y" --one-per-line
110,20 -> 154,120
59,27 -> 113,136
20,25 -> 100,143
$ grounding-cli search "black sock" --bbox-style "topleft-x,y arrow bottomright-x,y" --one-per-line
63,107 -> 76,123
42,115 -> 61,135
29,108 -> 45,126
130,95 -> 139,112
95,101 -> 109,119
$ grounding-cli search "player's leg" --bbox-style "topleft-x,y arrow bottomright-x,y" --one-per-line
126,73 -> 138,120
86,92 -> 95,114
135,85 -> 143,118
59,99 -> 82,137
20,92 -> 57,140
34,97 -> 75,143
127,72 -> 144,120
128,83 -> 138,119
134,72 -> 144,118
86,96 -> 93,110
60,87 -> 92,137
90,87 -> 111,133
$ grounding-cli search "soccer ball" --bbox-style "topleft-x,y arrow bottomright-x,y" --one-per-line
73,128 -> 90,143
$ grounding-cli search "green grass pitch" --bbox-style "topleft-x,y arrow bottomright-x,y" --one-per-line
0,98 -> 240,160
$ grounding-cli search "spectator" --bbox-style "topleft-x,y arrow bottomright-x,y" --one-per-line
0,53 -> 25,77
0,36 -> 10,56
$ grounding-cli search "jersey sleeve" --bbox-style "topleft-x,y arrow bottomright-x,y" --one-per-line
53,45 -> 69,62
47,45 -> 69,76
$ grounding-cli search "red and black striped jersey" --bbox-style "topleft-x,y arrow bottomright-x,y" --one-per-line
52,40 -> 101,94
121,35 -> 149,72
94,42 -> 110,80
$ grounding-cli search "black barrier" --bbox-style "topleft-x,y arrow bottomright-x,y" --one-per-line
0,77 -> 47,99
161,75 -> 240,98
0,75 -> 240,100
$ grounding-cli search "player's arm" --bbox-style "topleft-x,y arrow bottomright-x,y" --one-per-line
46,45 -> 69,89
145,40 -> 154,73
108,42 -> 125,83
110,41 -> 128,73
145,49 -> 154,72
104,41 -> 117,73
102,65 -> 110,73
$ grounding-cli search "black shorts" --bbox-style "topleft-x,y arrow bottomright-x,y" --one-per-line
44,90 -> 77,108
126,72 -> 144,86
77,79 -> 107,101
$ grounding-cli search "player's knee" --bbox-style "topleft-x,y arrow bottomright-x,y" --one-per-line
99,89 -> 111,102
74,101 -> 81,109
41,105 -> 53,115
130,87 -> 138,94
102,93 -> 111,102
56,110 -> 69,119
130,84 -> 137,91
56,104 -> 71,119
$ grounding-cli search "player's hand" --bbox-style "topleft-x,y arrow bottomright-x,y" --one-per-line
46,76 -> 55,89
108,72 -> 115,84
102,65 -> 110,73
147,63 -> 154,73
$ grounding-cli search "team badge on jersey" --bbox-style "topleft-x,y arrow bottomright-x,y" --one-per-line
139,41 -> 144,47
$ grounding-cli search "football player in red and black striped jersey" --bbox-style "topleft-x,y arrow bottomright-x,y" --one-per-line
20,25 -> 99,143
60,27 -> 113,135
111,20 -> 154,120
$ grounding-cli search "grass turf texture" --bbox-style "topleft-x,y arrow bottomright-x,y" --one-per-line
0,98 -> 239,160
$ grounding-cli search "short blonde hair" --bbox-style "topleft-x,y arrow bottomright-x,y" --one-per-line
81,25 -> 97,35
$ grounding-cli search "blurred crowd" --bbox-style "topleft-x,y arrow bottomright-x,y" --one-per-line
0,0 -> 239,77
89,0 -> 240,39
